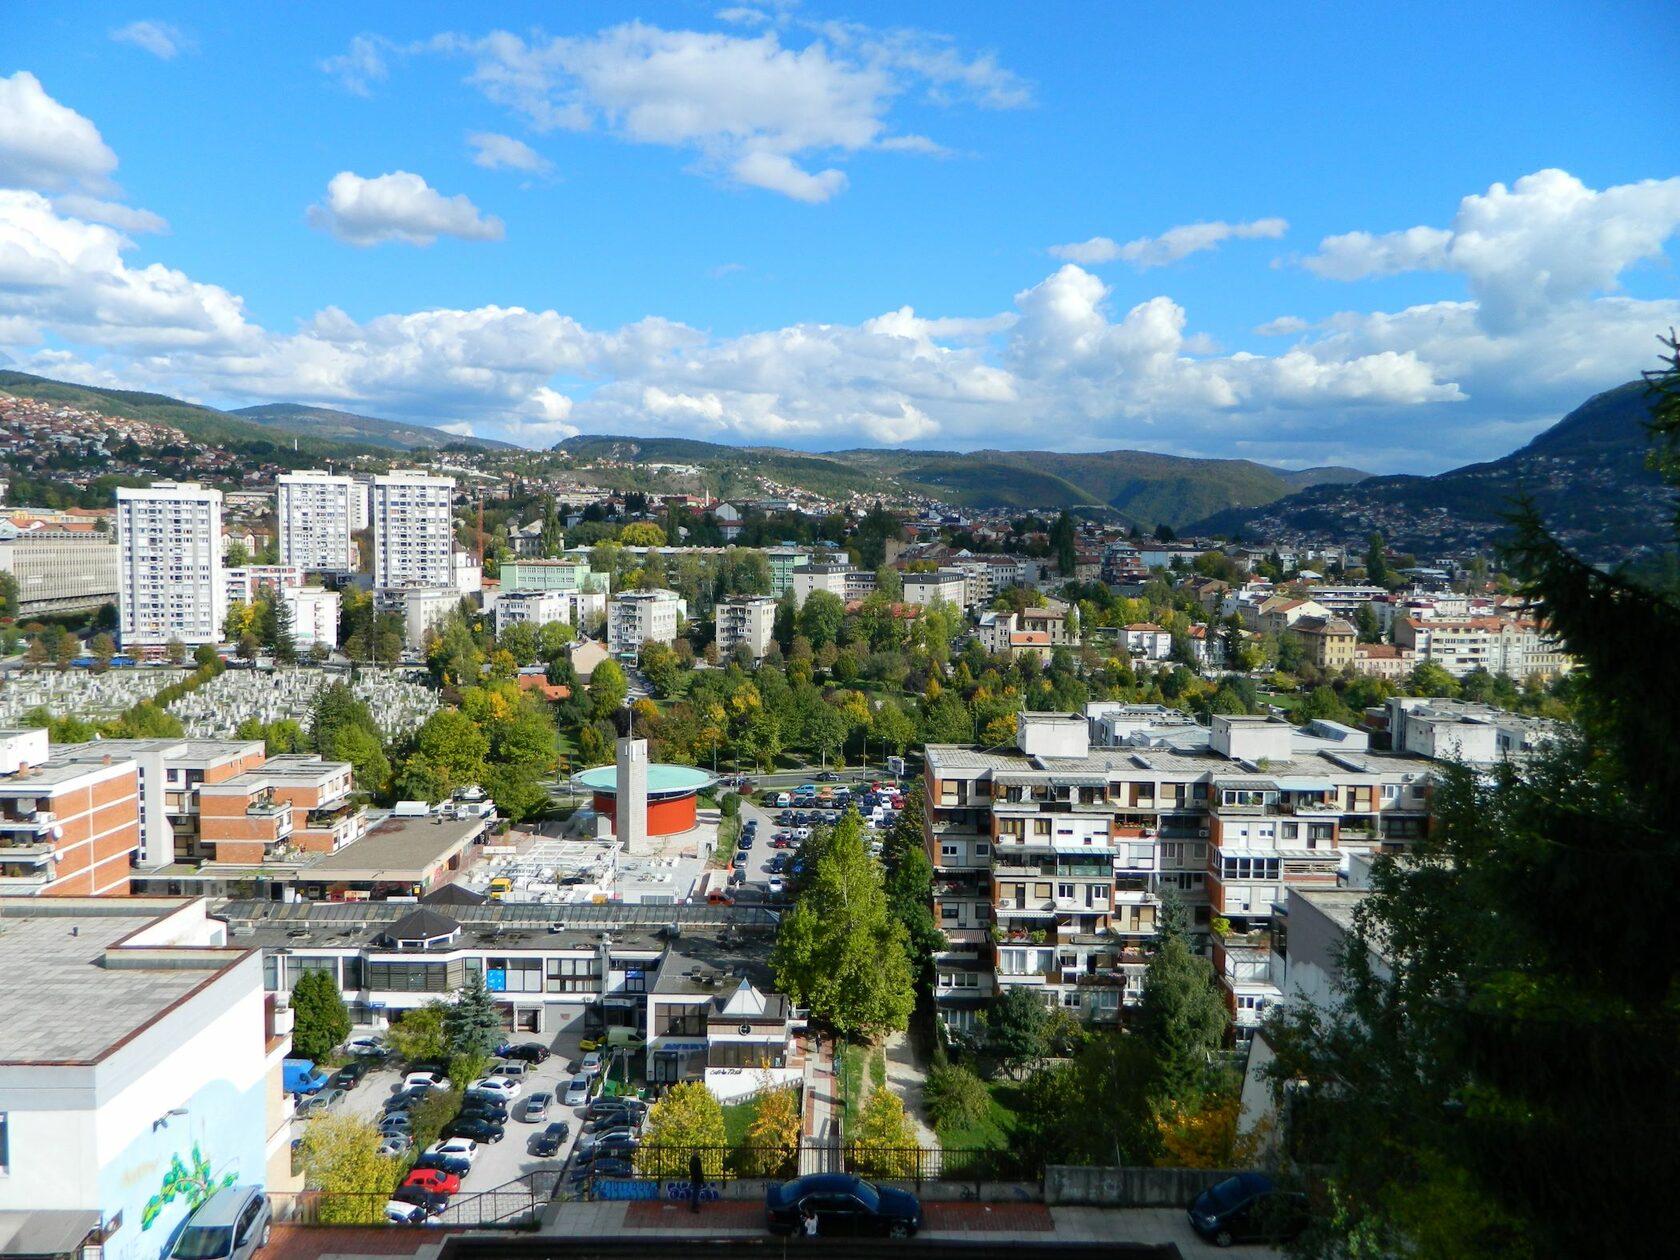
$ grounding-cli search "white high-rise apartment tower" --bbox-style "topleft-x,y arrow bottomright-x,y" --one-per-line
277,470 -> 357,573
116,481 -> 226,648
371,470 -> 455,590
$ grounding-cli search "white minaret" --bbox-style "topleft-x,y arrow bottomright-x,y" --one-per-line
615,736 -> 650,855
116,481 -> 225,648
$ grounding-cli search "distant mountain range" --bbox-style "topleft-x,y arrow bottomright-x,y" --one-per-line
1186,381 -> 1675,564
232,403 -> 514,451
555,434 -> 1371,530
0,370 -> 509,455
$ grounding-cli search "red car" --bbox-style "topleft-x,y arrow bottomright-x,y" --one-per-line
402,1168 -> 461,1196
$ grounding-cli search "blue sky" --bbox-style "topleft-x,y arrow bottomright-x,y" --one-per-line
2,1 -> 1677,471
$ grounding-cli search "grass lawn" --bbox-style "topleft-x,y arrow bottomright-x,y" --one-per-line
840,1042 -> 871,1118
935,1080 -> 1026,1152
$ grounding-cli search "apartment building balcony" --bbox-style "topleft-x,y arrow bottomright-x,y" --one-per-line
993,897 -> 1056,918
0,857 -> 54,886
0,835 -> 56,857
0,807 -> 55,833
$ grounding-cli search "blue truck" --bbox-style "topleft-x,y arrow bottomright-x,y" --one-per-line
284,1058 -> 329,1096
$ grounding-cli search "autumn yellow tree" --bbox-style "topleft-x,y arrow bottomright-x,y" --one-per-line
849,1086 -> 919,1179
296,1114 -> 400,1223
1155,1087 -> 1266,1170
742,1086 -> 802,1177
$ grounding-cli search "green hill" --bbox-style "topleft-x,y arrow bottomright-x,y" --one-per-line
1185,381 -> 1674,564
0,371 -> 373,457
554,434 -> 1372,528
233,403 -> 515,452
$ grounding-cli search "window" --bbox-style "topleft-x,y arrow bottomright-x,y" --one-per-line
974,843 -> 990,857
659,1005 -> 706,1037
941,844 -> 959,860
0,1111 -> 8,1174
940,905 -> 959,922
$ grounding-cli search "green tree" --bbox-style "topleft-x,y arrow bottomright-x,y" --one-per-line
640,641 -> 683,698
1353,601 -> 1382,643
333,724 -> 391,798
771,813 -> 915,1039
443,972 -> 503,1060
590,657 -> 629,719
985,987 -> 1049,1079
193,642 -> 220,670
1365,530 -> 1391,586
163,637 -> 188,666
1019,1034 -> 1161,1169
1407,659 -> 1461,698
295,1115 -> 400,1224
1050,512 -> 1078,575
882,788 -> 942,989
397,709 -> 488,801
91,631 -> 116,672
924,1064 -> 990,1134
1138,932 -> 1229,1106
636,1081 -> 728,1178
499,620 -> 539,665
290,968 -> 351,1063
797,589 -> 846,650
386,1001 -> 449,1063
1262,341 -> 1680,1258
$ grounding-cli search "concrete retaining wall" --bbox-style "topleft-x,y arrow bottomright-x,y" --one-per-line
1044,1165 -> 1240,1207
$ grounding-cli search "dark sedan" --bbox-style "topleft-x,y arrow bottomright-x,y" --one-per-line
1188,1173 -> 1309,1248
531,1121 -> 570,1157
569,1157 -> 633,1183
390,1185 -> 450,1217
330,1060 -> 369,1090
498,1042 -> 552,1064
766,1174 -> 922,1238
412,1151 -> 472,1179
442,1117 -> 505,1144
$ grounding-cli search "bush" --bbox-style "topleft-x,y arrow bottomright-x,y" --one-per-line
925,1064 -> 990,1132
720,792 -> 740,819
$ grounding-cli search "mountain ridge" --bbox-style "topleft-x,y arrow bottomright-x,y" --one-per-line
554,433 -> 1373,528
1184,380 -> 1673,564
232,403 -> 515,451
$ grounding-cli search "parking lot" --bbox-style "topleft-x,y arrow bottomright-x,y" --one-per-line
728,779 -> 903,899
319,1030 -> 606,1220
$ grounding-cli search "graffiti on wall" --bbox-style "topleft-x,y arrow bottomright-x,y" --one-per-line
141,1145 -> 237,1231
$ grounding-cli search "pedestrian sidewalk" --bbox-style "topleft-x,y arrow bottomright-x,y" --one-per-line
798,1032 -> 840,1172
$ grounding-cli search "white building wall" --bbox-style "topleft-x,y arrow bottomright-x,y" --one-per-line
276,472 -> 356,573
371,472 -> 455,591
116,483 -> 225,648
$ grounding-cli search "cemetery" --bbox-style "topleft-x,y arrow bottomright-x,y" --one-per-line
165,666 -> 439,739
0,665 -> 180,727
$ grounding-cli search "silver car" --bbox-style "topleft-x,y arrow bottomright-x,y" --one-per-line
165,1186 -> 271,1260
523,1091 -> 552,1122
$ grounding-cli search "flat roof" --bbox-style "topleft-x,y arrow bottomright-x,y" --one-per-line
300,812 -> 486,881
574,765 -> 714,795
0,905 -> 237,1064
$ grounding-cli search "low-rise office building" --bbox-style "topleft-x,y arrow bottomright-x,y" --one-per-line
902,569 -> 968,611
0,730 -> 141,898
0,519 -> 118,617
790,563 -> 852,608
0,898 -> 299,1260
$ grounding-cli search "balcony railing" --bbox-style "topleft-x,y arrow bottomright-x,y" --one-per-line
0,810 -> 55,833
0,839 -> 55,858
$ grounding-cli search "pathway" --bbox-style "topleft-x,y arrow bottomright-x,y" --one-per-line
798,1031 -> 841,1173
883,1030 -> 940,1149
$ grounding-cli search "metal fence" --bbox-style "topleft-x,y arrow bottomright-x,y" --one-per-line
272,1170 -> 562,1230
589,1143 -> 1031,1190
841,1145 -> 1034,1186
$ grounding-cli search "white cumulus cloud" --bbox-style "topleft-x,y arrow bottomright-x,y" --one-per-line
467,132 -> 553,174
307,171 -> 505,246
1050,217 -> 1288,269
1301,169 -> 1680,333
0,72 -> 118,192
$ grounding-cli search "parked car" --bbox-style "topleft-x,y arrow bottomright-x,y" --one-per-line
531,1121 -> 571,1157
585,1096 -> 648,1123
403,1071 -> 448,1093
569,1156 -> 633,1183
330,1061 -> 368,1090
817,770 -> 839,782
378,1114 -> 413,1135
384,1086 -> 429,1113
390,1186 -> 450,1218
491,1060 -> 530,1079
458,1099 -> 510,1125
766,1174 -> 922,1238
467,1076 -> 522,1102
382,1200 -> 436,1227
732,850 -> 749,869
523,1092 -> 552,1122
580,1051 -> 603,1077
376,1135 -> 412,1158
499,1042 -> 551,1064
344,1036 -> 387,1057
562,1076 -> 591,1107
444,1116 -> 505,1144
295,1088 -> 346,1118
412,1150 -> 471,1179
282,1059 -> 329,1097
768,875 -> 787,897
425,1138 -> 479,1165
165,1185 -> 272,1260
402,1168 -> 460,1196
1187,1173 -> 1310,1248
578,1125 -> 639,1155
768,854 -> 787,873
